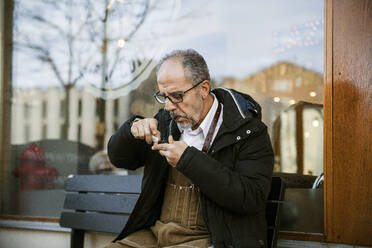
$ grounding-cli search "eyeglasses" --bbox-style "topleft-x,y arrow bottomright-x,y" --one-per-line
154,80 -> 204,104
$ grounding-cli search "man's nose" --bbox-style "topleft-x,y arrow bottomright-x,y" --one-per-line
164,98 -> 176,112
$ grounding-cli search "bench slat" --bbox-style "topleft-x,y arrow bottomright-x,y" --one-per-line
66,175 -> 142,193
64,193 -> 139,213
60,212 -> 128,234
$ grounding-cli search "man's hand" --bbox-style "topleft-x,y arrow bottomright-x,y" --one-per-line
152,136 -> 188,167
131,118 -> 160,144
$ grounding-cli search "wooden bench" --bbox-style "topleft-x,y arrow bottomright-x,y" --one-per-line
60,175 -> 285,248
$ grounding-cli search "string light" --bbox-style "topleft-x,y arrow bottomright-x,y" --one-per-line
118,38 -> 126,48
312,119 -> 320,127
272,18 -> 323,53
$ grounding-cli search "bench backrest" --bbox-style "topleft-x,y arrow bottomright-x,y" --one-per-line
60,175 -> 141,248
60,175 -> 284,248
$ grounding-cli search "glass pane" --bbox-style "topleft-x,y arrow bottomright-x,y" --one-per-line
2,0 -> 323,219
303,106 -> 323,176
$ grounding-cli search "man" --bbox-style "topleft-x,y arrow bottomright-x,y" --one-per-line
106,49 -> 274,248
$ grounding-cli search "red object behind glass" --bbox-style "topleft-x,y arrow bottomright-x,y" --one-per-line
12,144 -> 58,190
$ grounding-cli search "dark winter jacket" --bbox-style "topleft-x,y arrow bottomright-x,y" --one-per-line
107,88 -> 274,248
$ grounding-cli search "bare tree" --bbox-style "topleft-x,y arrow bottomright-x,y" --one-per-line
15,0 -> 94,139
14,0 -> 206,148
14,0 -> 150,147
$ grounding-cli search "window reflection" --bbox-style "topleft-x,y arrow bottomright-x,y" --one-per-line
273,102 -> 323,175
2,0 -> 324,217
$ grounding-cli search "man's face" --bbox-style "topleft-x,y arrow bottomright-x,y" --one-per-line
157,59 -> 204,129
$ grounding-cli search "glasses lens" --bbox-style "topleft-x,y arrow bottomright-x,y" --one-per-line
155,94 -> 166,104
169,93 -> 183,103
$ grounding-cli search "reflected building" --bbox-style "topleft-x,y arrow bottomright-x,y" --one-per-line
10,86 -> 131,148
10,68 -> 162,149
220,62 -> 323,175
220,62 -> 323,130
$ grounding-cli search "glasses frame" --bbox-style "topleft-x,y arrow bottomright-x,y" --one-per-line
154,80 -> 204,104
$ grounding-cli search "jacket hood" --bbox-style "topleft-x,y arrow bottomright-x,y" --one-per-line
212,87 -> 262,130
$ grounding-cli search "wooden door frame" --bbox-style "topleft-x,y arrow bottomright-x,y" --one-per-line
324,0 -> 372,246
0,0 -> 13,213
323,0 -> 333,242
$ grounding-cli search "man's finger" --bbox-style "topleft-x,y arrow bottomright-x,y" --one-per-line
152,143 -> 164,150
144,120 -> 153,144
133,124 -> 141,138
149,119 -> 159,136
144,119 -> 151,135
130,125 -> 138,138
158,149 -> 169,158
137,125 -> 144,138
168,135 -> 174,144
152,143 -> 170,151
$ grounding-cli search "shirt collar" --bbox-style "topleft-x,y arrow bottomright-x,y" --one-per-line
177,93 -> 219,138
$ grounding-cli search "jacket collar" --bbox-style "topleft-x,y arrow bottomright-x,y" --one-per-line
212,87 -> 261,131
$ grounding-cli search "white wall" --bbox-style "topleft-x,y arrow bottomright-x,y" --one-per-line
80,89 -> 96,146
29,88 -> 42,141
0,228 -> 116,248
46,87 -> 62,139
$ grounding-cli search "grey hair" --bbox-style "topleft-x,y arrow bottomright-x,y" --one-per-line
156,49 -> 210,85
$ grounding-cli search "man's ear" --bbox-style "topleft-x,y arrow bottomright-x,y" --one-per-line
200,80 -> 211,99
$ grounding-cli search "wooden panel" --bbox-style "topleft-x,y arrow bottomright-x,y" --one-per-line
323,0 -> 333,243
0,215 -> 59,222
278,232 -> 325,242
66,175 -> 142,193
64,192 -> 139,213
60,212 -> 128,234
325,0 -> 372,246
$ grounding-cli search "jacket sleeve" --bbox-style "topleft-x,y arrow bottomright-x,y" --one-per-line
176,121 -> 274,215
107,115 -> 150,170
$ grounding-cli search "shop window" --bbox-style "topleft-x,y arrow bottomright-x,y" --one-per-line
1,0 -> 324,235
